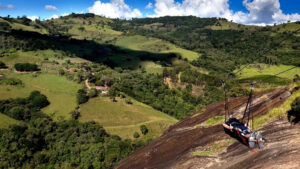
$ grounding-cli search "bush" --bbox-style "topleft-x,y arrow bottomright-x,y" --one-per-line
77,89 -> 89,104
288,97 -> 300,124
29,91 -> 50,109
0,78 -> 23,86
0,61 -> 7,69
14,63 -> 39,72
133,132 -> 140,138
70,110 -> 80,120
88,88 -> 98,98
125,98 -> 133,104
58,69 -> 65,76
140,125 -> 148,135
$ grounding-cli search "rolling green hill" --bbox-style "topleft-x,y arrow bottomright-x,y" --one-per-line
79,96 -> 177,140
0,14 -> 299,169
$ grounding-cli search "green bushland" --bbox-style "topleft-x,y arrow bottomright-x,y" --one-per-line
0,94 -> 144,169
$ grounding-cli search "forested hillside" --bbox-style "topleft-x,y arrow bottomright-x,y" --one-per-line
0,14 -> 299,168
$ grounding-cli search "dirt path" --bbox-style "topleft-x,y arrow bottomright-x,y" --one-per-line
115,88 -> 296,169
85,79 -> 91,90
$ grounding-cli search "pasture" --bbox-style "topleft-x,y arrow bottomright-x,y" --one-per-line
79,96 -> 178,140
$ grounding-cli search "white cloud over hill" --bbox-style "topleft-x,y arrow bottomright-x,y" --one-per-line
88,0 -> 142,19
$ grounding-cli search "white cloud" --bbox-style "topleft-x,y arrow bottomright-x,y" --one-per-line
45,5 -> 58,11
27,16 -> 39,21
0,3 -> 15,9
149,0 -> 300,25
151,0 -> 231,18
233,0 -> 300,24
88,0 -> 142,19
146,2 -> 153,9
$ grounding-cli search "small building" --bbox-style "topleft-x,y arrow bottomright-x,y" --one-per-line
95,86 -> 109,95
95,86 -> 108,91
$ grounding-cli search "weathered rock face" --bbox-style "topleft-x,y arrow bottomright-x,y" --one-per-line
115,88 -> 299,169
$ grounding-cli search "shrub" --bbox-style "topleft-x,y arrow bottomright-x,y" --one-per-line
0,61 -> 7,69
14,63 -> 39,72
58,69 -> 65,76
70,110 -> 80,120
0,78 -> 23,86
133,132 -> 140,138
77,89 -> 89,104
288,97 -> 300,124
140,125 -> 148,135
29,91 -> 50,109
125,98 -> 133,104
88,88 -> 98,98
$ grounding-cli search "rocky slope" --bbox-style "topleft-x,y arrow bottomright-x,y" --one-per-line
115,88 -> 299,169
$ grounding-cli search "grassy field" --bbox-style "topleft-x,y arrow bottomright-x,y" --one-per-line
0,113 -> 21,128
235,64 -> 300,80
0,72 -> 82,120
79,96 -> 178,140
115,35 -> 199,61
140,61 -> 164,74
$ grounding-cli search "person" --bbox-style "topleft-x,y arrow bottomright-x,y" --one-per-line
223,117 -> 251,138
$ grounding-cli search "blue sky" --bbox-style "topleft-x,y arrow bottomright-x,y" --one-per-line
0,0 -> 299,25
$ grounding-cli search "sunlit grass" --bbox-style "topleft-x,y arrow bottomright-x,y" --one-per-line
235,64 -> 300,80
254,90 -> 300,129
203,116 -> 224,127
79,95 -> 178,140
0,113 -> 21,128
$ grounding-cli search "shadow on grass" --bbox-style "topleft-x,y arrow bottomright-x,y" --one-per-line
0,30 -> 180,69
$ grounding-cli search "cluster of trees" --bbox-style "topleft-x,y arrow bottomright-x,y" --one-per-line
0,91 -> 49,120
14,63 -> 39,72
0,92 -> 145,169
110,72 -> 221,119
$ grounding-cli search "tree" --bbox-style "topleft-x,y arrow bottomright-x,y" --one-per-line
77,89 -> 89,104
0,61 -> 7,69
140,125 -> 148,135
133,132 -> 140,138
29,91 -> 50,109
14,63 -> 39,72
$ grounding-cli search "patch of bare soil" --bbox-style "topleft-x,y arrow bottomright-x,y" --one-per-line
115,88 -> 298,169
